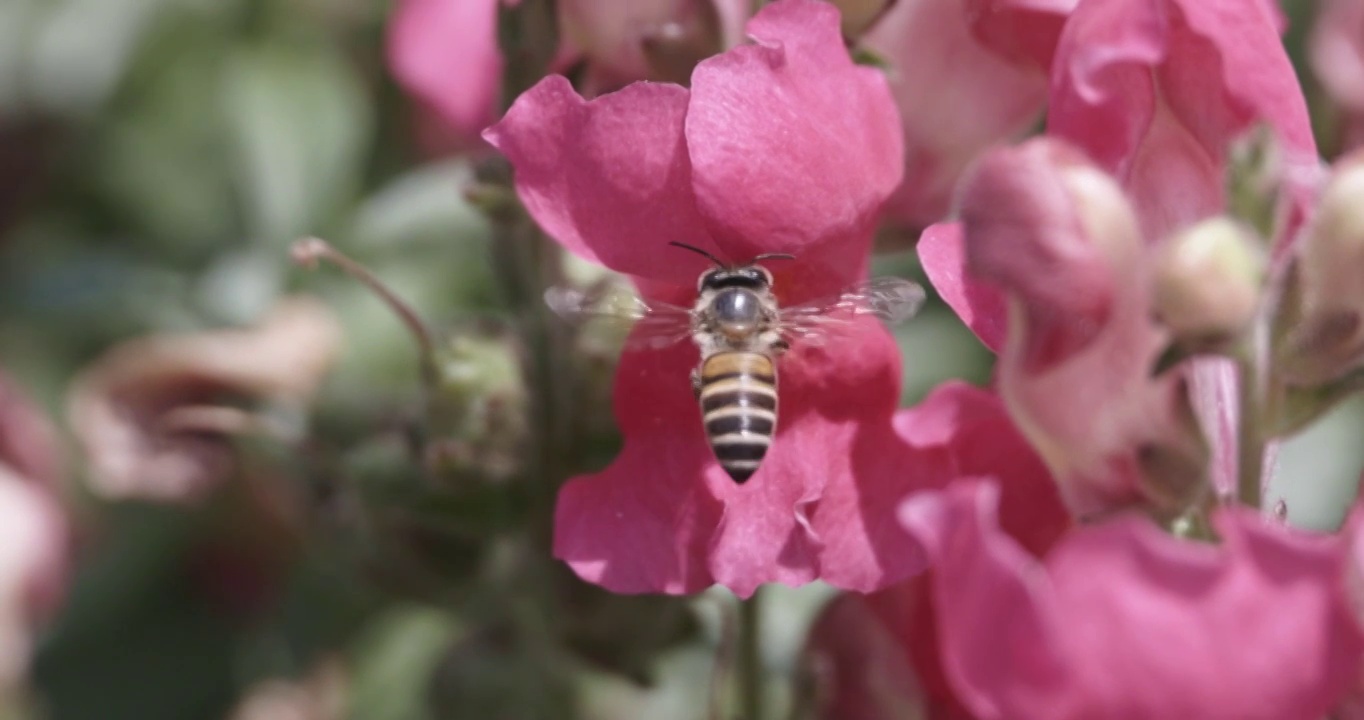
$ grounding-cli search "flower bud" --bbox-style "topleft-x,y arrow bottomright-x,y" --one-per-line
1277,149 -> 1364,386
425,328 -> 530,484
1153,217 -> 1265,346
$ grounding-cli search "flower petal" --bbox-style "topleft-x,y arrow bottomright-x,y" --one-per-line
903,482 -> 1364,720
387,0 -> 502,150
556,320 -> 969,596
1048,0 -> 1317,243
67,298 -> 340,501
918,223 -> 1007,353
866,0 -> 1048,230
685,0 -> 903,266
0,370 -> 61,488
0,464 -> 67,690
965,0 -> 1077,71
485,76 -> 719,287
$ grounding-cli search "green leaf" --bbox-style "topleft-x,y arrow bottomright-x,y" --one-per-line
224,38 -> 370,245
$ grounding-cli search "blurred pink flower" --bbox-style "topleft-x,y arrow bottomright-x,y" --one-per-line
922,139 -> 1202,518
922,0 -> 1318,508
67,298 -> 341,502
489,0 -> 1072,596
387,0 -> 749,151
898,480 -> 1364,720
1311,0 -> 1364,154
0,372 -> 68,691
863,0 -> 1060,230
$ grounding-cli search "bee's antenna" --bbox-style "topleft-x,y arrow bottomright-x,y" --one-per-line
668,241 -> 728,267
751,252 -> 795,262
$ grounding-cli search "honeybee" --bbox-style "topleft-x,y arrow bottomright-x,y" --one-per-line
546,242 -> 925,483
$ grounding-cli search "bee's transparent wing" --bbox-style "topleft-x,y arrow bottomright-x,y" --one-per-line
779,277 -> 926,346
544,283 -> 695,350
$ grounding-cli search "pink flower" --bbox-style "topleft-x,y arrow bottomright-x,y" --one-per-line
896,480 -> 1364,720
0,372 -> 68,690
488,0 -> 1073,596
388,0 -> 504,152
923,139 -> 1203,518
808,379 -> 1069,719
387,0 -> 749,151
922,0 -> 1318,509
1047,0 -> 1318,246
1310,0 -> 1364,154
67,298 -> 341,502
861,0 -> 1056,231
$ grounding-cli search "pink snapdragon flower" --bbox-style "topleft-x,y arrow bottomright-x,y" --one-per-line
487,0 -> 1066,596
895,480 -> 1364,720
863,0 -> 1064,231
387,0 -> 748,151
921,0 -> 1319,512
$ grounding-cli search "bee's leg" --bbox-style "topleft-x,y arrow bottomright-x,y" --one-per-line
690,369 -> 702,399
771,338 -> 790,355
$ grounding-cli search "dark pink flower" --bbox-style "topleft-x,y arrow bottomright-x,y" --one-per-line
862,0 -> 1053,231
488,0 -> 1072,596
964,0 -> 1076,72
898,480 -> 1364,720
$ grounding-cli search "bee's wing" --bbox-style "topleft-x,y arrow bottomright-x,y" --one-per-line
544,283 -> 695,350
779,277 -> 926,346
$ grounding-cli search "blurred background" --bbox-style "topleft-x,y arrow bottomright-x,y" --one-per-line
0,0 -> 1357,718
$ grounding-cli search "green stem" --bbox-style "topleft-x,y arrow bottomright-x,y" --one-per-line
738,589 -> 765,720
1235,358 -> 1266,509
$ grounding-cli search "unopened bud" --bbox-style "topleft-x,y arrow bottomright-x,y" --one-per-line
1153,217 -> 1265,347
425,328 -> 530,484
1277,150 -> 1364,386
1225,125 -> 1286,242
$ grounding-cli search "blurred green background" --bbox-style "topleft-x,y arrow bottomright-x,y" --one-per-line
0,0 -> 1355,719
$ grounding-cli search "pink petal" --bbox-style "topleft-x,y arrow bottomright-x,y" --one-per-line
484,76 -> 717,288
918,223 -> 1007,353
799,593 -> 930,719
865,0 -> 1049,231
1311,0 -> 1364,114
555,325 -> 1030,596
1048,0 -> 1317,244
685,0 -> 903,264
965,0 -> 1078,71
0,465 -> 67,689
902,482 -> 1364,720
387,0 -> 502,150
955,140 -> 1195,517
0,370 -> 61,489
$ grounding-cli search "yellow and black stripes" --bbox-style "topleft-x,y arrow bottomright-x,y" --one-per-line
698,351 -> 777,483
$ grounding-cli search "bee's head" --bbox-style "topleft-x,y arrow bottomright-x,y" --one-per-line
667,242 -> 793,293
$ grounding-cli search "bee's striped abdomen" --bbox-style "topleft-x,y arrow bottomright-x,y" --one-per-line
698,351 -> 777,483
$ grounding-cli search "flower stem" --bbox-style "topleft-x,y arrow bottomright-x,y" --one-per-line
737,589 -> 765,720
1235,357 -> 1266,509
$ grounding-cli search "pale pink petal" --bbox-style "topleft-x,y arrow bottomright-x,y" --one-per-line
484,76 -> 718,287
0,465 -> 67,690
0,370 -> 61,488
918,223 -> 1007,353
866,0 -> 1048,230
388,0 -> 502,150
1311,0 -> 1364,113
902,482 -> 1364,720
685,0 -> 903,264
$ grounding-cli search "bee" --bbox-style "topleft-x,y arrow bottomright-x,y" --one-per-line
546,242 -> 925,483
